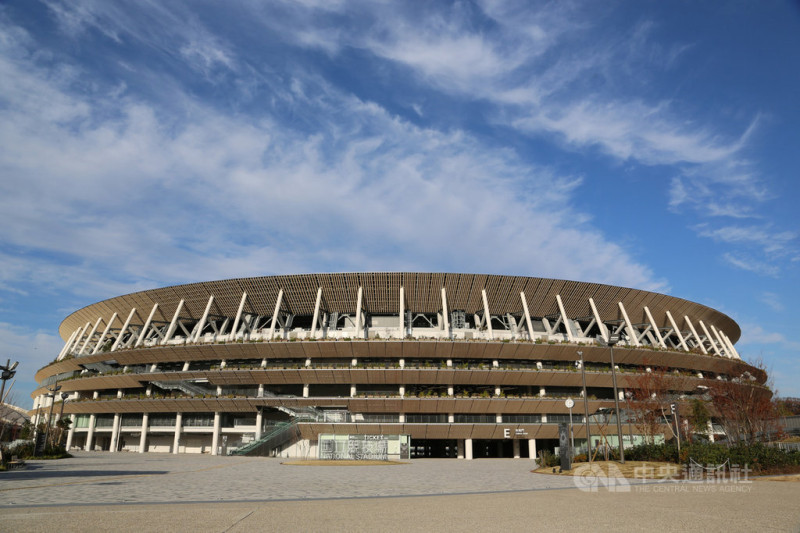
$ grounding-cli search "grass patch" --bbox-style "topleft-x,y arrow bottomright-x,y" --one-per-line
533,460 -> 677,479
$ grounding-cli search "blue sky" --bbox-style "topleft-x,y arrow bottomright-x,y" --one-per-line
0,1 -> 798,408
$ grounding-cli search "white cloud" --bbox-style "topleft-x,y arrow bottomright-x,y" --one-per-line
722,253 -> 779,278
0,14 -> 663,306
758,292 -> 784,312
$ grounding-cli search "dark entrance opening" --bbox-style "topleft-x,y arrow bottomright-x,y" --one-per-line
409,439 -> 458,458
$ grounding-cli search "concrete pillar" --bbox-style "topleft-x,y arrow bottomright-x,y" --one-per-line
447,386 -> 454,396
110,414 -> 121,452
86,414 -> 96,451
211,412 -> 221,456
448,414 -> 455,423
139,413 -> 149,453
495,386 -> 501,396
350,385 -> 356,397
256,410 -> 263,440
457,439 -> 465,459
539,387 -> 546,397
399,358 -> 405,368
707,420 -> 715,443
303,384 -> 309,398
399,385 -> 405,397
496,414 -> 503,423
398,414 -> 405,423
182,361 -> 190,371
465,438 -> 473,460
173,413 -> 182,454
513,439 -> 520,459
258,384 -> 264,397
528,439 -> 537,461
65,415 -> 76,450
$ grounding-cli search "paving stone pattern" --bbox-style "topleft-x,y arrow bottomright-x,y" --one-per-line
0,452 -> 575,506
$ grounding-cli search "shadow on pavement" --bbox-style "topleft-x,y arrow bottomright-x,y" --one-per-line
0,467 -> 169,481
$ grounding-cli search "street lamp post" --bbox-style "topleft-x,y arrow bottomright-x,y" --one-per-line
578,351 -> 592,463
565,398 -> 575,458
58,392 -> 69,446
605,335 -> 626,463
42,382 -> 62,453
0,359 -> 19,404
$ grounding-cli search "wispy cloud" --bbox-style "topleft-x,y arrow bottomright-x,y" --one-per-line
722,253 -> 779,278
0,12 -> 663,308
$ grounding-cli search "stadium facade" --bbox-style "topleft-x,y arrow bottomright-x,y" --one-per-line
32,273 -> 765,459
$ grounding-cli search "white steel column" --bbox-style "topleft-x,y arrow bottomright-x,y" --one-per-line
354,286 -> 363,337
79,317 -> 104,354
683,316 -> 706,354
110,414 -> 121,452
709,325 -> 728,357
643,307 -> 666,348
399,286 -> 405,337
139,414 -> 149,453
92,312 -> 118,354
520,292 -> 535,340
481,289 -> 494,340
111,308 -> 137,351
71,322 -> 92,355
720,331 -> 740,359
529,439 -> 537,460
86,414 -> 96,451
465,438 -> 473,460
311,287 -> 323,337
666,311 -> 688,351
556,294 -> 574,342
173,413 -> 182,454
57,329 -> 80,361
65,415 -> 76,450
256,410 -> 263,439
268,289 -> 284,340
211,412 -> 221,456
231,291 -> 248,340
193,295 -> 215,342
698,320 -> 721,355
588,298 -> 610,342
135,304 -> 160,348
162,299 -> 185,344
441,287 -> 450,337
618,302 -> 640,346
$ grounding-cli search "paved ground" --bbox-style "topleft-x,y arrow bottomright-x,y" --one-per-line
1,452 -> 799,532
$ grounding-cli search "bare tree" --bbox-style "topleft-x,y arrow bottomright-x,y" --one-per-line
626,366 -> 687,445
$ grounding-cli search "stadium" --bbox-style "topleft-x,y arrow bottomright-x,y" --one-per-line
31,273 -> 765,459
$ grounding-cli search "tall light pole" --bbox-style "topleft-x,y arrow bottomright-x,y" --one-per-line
0,359 -> 19,404
578,351 -> 592,463
604,335 -> 626,463
42,382 -> 61,452
565,398 -> 575,458
58,392 -> 69,446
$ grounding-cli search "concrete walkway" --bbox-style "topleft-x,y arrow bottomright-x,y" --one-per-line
1,453 -> 799,532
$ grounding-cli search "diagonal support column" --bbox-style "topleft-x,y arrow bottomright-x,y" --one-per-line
618,302 -> 640,346
441,287 -> 450,338
698,320 -> 721,356
162,299 -> 185,344
643,307 -> 666,348
92,312 -> 118,354
135,304 -> 159,348
683,316 -> 706,354
268,289 -> 284,340
111,308 -> 137,352
481,289 -> 493,340
520,292 -> 534,340
193,295 -> 215,342
311,287 -> 323,338
556,294 -> 574,342
79,318 -> 104,354
588,298 -> 609,342
666,311 -> 688,351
